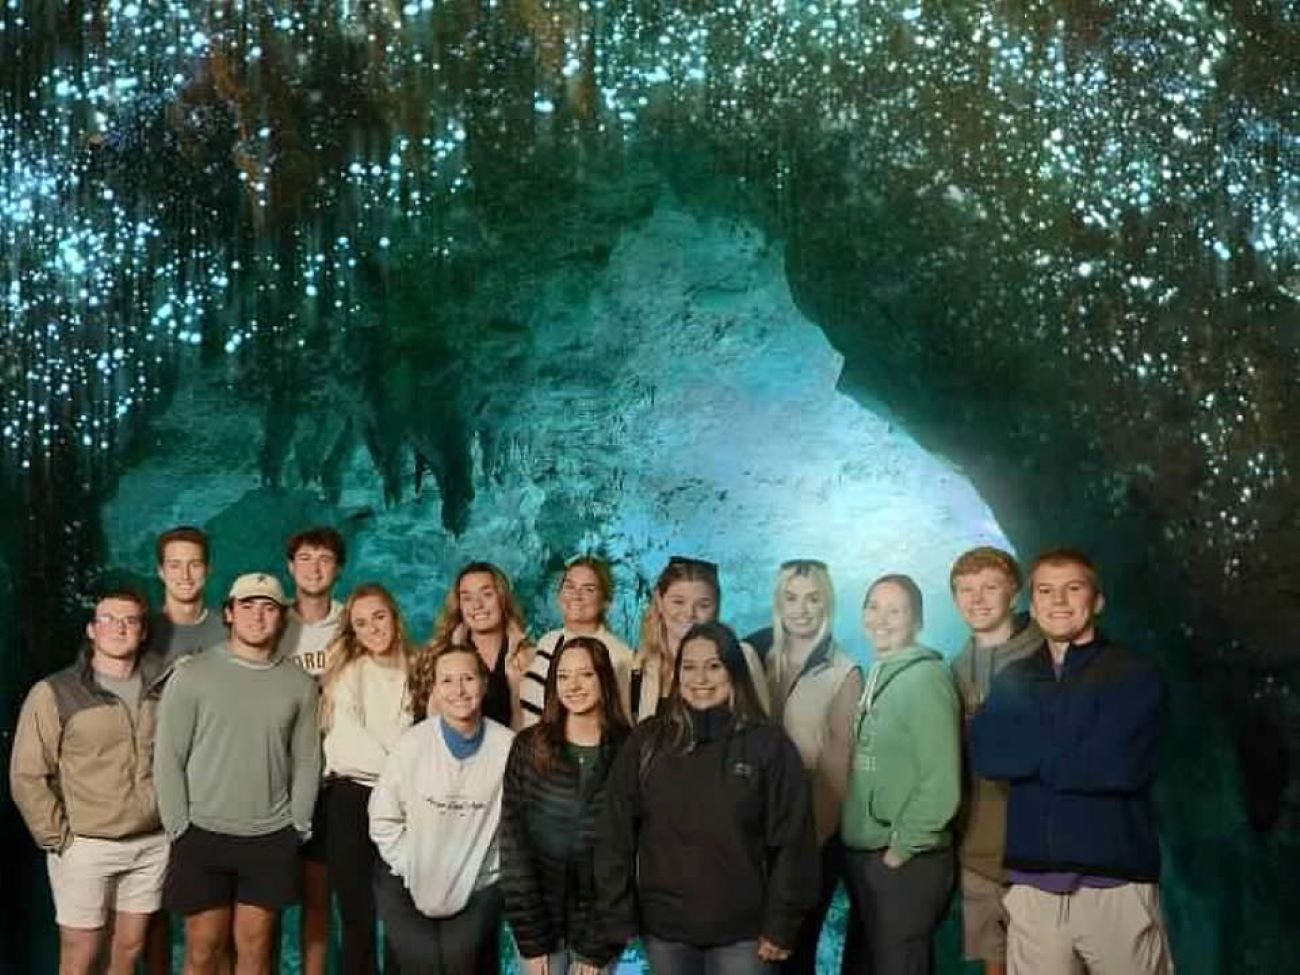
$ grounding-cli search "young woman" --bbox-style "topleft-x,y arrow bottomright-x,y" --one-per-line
502,636 -> 631,974
428,562 -> 532,728
320,584 -> 414,975
745,560 -> 864,975
630,557 -> 768,722
369,645 -> 514,975
519,557 -> 635,727
597,621 -> 818,974
842,575 -> 961,975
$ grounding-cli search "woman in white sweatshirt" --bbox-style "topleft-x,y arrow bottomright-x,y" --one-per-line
369,644 -> 514,975
320,584 -> 415,975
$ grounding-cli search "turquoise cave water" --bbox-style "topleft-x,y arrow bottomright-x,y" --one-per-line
3,1 -> 1299,972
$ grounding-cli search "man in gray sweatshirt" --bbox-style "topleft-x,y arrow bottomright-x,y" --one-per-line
154,572 -> 320,975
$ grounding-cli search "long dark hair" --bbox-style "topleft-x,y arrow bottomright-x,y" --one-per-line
528,636 -> 630,774
652,621 -> 766,757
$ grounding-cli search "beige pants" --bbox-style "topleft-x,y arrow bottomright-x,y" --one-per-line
1005,883 -> 1173,975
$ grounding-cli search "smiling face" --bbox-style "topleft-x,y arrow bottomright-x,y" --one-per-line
780,574 -> 828,641
87,596 -> 147,662
953,567 -> 1018,636
350,593 -> 396,657
554,643 -> 603,718
158,540 -> 208,606
656,579 -> 718,650
289,544 -> 341,600
1031,561 -> 1104,646
432,650 -> 486,725
225,597 -> 283,651
678,636 -> 732,711
863,581 -> 919,654
559,564 -> 606,630
457,572 -> 504,635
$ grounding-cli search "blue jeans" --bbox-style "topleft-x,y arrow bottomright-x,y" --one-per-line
643,937 -> 777,975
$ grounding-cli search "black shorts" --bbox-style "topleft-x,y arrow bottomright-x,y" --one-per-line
164,825 -> 302,915
300,783 -> 331,864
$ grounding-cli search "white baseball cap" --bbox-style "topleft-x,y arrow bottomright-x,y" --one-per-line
227,572 -> 289,606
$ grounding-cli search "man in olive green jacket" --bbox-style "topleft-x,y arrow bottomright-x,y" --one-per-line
949,547 -> 1041,975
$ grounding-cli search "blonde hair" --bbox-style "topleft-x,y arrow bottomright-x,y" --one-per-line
319,583 -> 414,732
768,561 -> 835,690
637,559 -> 721,687
429,562 -> 530,670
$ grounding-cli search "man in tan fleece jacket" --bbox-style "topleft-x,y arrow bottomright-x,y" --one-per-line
10,588 -> 169,975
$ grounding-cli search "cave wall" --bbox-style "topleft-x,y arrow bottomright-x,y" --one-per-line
3,1 -> 1299,971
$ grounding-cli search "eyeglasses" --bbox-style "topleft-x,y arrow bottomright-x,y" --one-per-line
668,555 -> 719,574
781,558 -> 828,570
95,614 -> 143,629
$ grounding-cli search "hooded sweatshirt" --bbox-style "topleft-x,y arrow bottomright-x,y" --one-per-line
950,614 -> 1042,881
842,645 -> 960,862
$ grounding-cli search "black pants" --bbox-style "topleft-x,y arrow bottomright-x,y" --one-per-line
844,847 -> 955,975
782,835 -> 866,975
326,779 -> 401,975
374,867 -> 501,975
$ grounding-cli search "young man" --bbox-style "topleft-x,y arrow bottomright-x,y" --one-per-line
279,526 -> 347,677
154,573 -> 321,975
10,589 -> 169,975
149,525 -> 225,666
970,549 -> 1171,974
948,547 -> 1041,975
278,527 -> 346,975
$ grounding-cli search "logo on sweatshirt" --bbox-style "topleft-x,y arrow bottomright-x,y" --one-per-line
425,797 -> 488,817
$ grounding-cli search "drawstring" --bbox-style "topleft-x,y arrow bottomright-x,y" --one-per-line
856,659 -> 885,737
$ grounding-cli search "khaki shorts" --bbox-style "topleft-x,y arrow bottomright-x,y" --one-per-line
47,832 -> 169,929
960,867 -> 1009,962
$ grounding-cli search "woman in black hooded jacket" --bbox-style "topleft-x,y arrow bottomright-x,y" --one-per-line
501,635 -> 631,974
596,621 -> 819,974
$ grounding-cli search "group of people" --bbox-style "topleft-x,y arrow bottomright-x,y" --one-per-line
9,524 -> 1174,975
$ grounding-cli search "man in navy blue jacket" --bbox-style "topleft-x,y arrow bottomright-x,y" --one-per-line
969,548 -> 1172,974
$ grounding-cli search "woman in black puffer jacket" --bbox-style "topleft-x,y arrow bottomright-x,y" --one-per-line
501,635 -> 631,974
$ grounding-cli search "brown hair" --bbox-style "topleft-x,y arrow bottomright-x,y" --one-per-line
156,526 -> 210,566
1029,548 -> 1101,593
650,621 -> 767,758
319,583 -> 413,731
407,644 -> 490,723
528,636 -> 630,774
864,573 -> 925,628
559,556 -> 615,625
949,546 -> 1022,592
286,526 -> 347,566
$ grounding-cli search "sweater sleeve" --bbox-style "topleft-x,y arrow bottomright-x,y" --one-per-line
323,663 -> 393,780
761,730 -> 821,951
969,665 -> 1043,782
1041,664 -> 1164,794
368,740 -> 410,879
289,676 -> 322,840
8,682 -> 70,852
499,734 -> 556,959
153,664 -> 198,838
593,727 -> 644,948
889,666 -> 961,862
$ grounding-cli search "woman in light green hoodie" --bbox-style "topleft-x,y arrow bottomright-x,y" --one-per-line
841,574 -> 960,975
